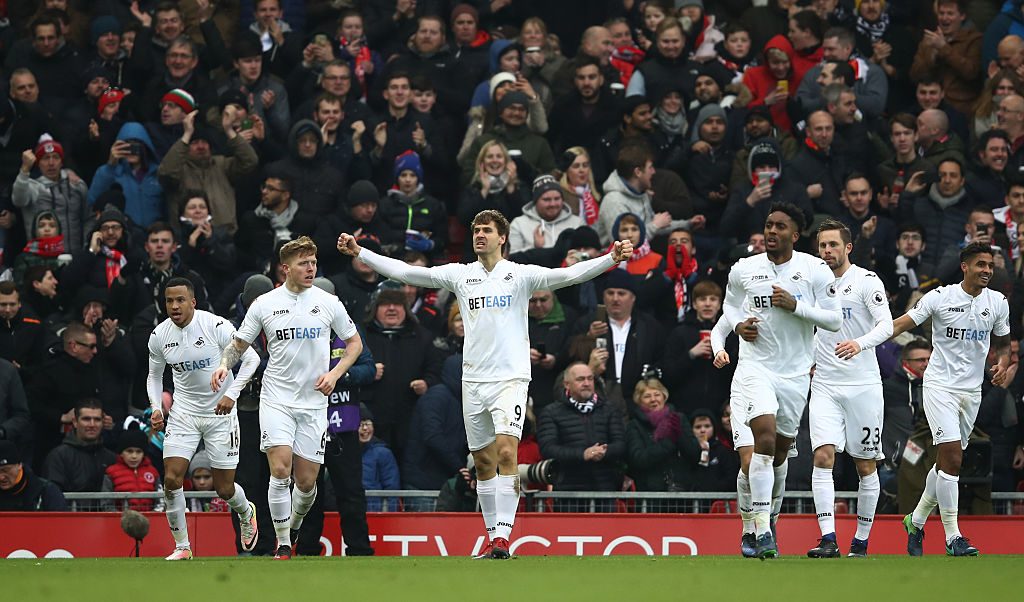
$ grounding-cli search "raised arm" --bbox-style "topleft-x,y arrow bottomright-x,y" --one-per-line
337,233 -> 437,288
533,241 -> 632,290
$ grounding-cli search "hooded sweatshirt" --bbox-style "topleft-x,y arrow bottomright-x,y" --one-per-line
508,196 -> 585,255
596,171 -> 694,246
267,120 -> 347,217
742,35 -> 797,133
87,122 -> 164,227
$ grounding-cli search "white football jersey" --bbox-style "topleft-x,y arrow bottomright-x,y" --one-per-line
358,249 -> 617,383
723,251 -> 841,377
907,283 -> 1010,393
236,285 -> 358,409
813,265 -> 893,385
148,310 -> 253,416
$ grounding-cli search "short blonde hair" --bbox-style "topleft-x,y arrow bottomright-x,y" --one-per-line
472,140 -> 509,185
632,378 -> 669,405
279,236 -> 318,264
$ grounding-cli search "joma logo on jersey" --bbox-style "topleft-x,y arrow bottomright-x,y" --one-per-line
275,327 -> 322,340
751,274 -> 770,281
273,309 -> 289,316
948,307 -> 965,313
465,278 -> 483,284
163,342 -> 178,349
467,295 -> 514,310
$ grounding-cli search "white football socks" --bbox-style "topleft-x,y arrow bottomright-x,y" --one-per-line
771,460 -> 788,527
737,469 -> 754,534
476,475 -> 498,541
811,466 -> 835,536
911,466 -> 939,529
224,483 -> 252,518
164,487 -> 189,549
268,476 -> 292,546
936,470 -> 961,543
749,453 -> 774,535
493,474 -> 519,540
290,483 -> 317,531
855,471 -> 880,541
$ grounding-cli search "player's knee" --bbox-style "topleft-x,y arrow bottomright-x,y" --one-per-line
754,433 -> 776,455
496,446 -> 516,468
216,485 -> 235,500
854,460 -> 877,478
813,446 -> 835,468
164,475 -> 184,491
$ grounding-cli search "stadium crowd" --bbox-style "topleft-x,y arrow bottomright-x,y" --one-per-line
1,0 -> 1024,525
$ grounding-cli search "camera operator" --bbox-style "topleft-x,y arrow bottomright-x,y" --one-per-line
935,207 -> 1012,288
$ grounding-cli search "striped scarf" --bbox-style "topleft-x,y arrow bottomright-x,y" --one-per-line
101,245 -> 126,287
575,185 -> 599,225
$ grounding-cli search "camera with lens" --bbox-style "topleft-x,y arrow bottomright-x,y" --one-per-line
517,459 -> 557,486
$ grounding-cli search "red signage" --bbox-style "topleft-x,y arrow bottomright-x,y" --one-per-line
4,513 -> 1024,558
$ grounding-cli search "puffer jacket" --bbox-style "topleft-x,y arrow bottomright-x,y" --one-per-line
103,454 -> 161,511
537,394 -> 626,492
12,169 -> 89,251
508,198 -> 584,255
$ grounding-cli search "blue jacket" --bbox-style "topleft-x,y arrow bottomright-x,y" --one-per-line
362,437 -> 400,511
401,354 -> 468,490
87,122 -> 164,227
470,39 -> 516,108
984,1 -> 1024,67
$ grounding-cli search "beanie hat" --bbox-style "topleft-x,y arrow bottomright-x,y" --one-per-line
97,207 -> 127,229
497,90 -> 530,112
97,88 -> 124,116
90,16 -> 122,45
531,174 -> 563,203
81,63 -> 111,89
359,403 -> 374,421
118,427 -> 149,453
366,280 -> 411,324
75,286 -> 109,312
34,133 -> 64,161
241,274 -> 274,308
745,105 -> 773,125
451,3 -> 479,25
748,140 -> 781,172
603,268 -> 637,295
219,88 -> 249,111
696,62 -> 730,92
569,226 -> 601,250
346,180 -> 380,207
394,150 -> 424,183
161,89 -> 196,113
232,31 -> 263,60
689,103 -> 727,144
675,0 -> 704,9
489,72 -> 516,98
189,450 -> 212,475
0,440 -> 22,465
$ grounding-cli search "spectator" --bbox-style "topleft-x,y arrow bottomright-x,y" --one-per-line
910,78 -> 971,149
87,122 -> 163,228
248,0 -> 302,80
999,95 -> 1024,174
609,213 -> 674,322
330,237 -> 385,324
788,110 -> 847,217
797,27 -> 888,119
935,207 -> 1012,287
0,283 -> 48,371
447,5 -> 491,91
159,108 -> 259,235
689,408 -> 739,492
83,15 -> 145,93
470,40 -> 549,122
594,95 -> 679,185
684,104 -> 733,232
41,398 -> 117,494
0,439 -> 67,510
316,180 -> 398,274
721,139 -> 813,240
675,0 -> 723,61
289,60 -> 374,130
518,17 -> 567,90
973,69 -> 1024,139
995,179 -> 1024,262
785,10 -> 826,89
876,224 -> 939,316
61,208 -> 141,293
740,0 -> 792,59
528,288 -> 577,413
0,358 -> 30,450
661,227 -> 702,322
457,141 -> 528,250
401,355 -> 468,510
358,405 -> 400,512
5,15 -> 84,115
558,147 -> 602,227
730,106 -> 798,190
916,108 -> 967,168
11,211 -> 64,295
824,84 -> 873,177
968,129 -> 1011,208
625,19 -> 694,101
459,89 -> 555,187
221,31 -> 292,144
551,26 -> 619,100
101,426 -> 161,511
379,151 -> 447,258
432,303 -> 465,360
185,451 -> 228,512
538,362 -> 625,511
509,175 -> 584,255
371,15 -> 461,118
144,89 -> 193,160
854,0 -> 914,112
138,36 -> 219,123
12,135 -> 88,252
175,192 -> 237,296
20,266 -> 63,324
880,338 -> 929,508
909,0 -> 982,115
362,282 -> 442,461
311,93 -> 372,188
836,173 -> 897,266
878,113 -> 933,210
743,35 -> 798,135
624,377 -> 701,495
896,158 -> 979,266
547,57 -> 621,155
234,175 -> 313,274
267,119 -> 348,217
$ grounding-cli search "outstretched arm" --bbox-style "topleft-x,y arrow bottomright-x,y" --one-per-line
337,233 -> 437,288
533,240 -> 633,290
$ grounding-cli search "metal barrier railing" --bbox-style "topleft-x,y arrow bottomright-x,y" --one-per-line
61,491 -> 1024,515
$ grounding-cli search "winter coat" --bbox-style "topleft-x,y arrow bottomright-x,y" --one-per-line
0,359 -> 30,445
896,186 -> 980,266
157,133 -> 259,234
570,308 -> 666,401
329,271 -> 382,325
787,140 -> 850,217
42,432 -> 118,493
371,43 -> 463,117
235,205 -> 318,273
528,298 -> 578,413
0,311 -> 48,372
3,41 -> 83,112
740,2 -> 791,60
102,454 -> 161,511
508,199 -> 584,255
0,467 -> 67,511
401,355 -> 468,490
87,122 -> 164,227
797,59 -> 889,119
218,72 -> 291,143
379,187 -> 448,257
684,143 -> 735,231
176,220 -> 237,289
662,312 -> 737,418
625,403 -> 703,491
721,174 -> 814,241
547,90 -> 622,155
12,170 -> 89,251
267,120 -> 348,217
910,27 -> 983,115
362,437 -> 400,511
537,395 -> 625,492
362,319 -> 443,435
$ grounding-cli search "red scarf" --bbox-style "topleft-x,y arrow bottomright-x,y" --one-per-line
576,185 -> 599,225
101,245 -> 126,287
22,234 -> 64,257
341,37 -> 373,101
693,15 -> 711,51
663,244 -> 698,317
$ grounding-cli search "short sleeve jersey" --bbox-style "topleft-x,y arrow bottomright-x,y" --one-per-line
907,284 -> 1010,393
813,265 -> 891,385
148,310 -> 239,416
236,285 -> 357,409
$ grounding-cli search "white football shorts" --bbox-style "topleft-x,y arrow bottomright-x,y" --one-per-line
259,402 -> 327,464
163,412 -> 240,469
922,386 -> 980,450
731,363 -> 810,439
462,379 -> 530,451
809,382 -> 884,459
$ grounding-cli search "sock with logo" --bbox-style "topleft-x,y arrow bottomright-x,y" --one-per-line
936,470 -> 961,543
268,476 -> 292,546
737,469 -> 754,534
749,453 -> 774,536
164,487 -> 189,549
493,474 -> 519,540
855,471 -> 880,541
811,466 -> 835,537
476,475 -> 498,541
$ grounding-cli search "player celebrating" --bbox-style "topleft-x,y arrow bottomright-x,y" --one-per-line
806,220 -> 892,558
715,203 -> 842,559
337,210 -> 633,559
892,242 -> 1011,556
148,277 -> 261,560
213,237 -> 363,560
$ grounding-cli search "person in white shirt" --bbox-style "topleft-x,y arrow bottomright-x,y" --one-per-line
807,219 -> 893,559
891,242 -> 1012,557
337,209 -> 633,560
213,236 -> 363,560
148,277 -> 262,560
712,202 -> 842,559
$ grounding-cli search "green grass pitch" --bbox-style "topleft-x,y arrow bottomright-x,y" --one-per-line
4,556 -> 1021,601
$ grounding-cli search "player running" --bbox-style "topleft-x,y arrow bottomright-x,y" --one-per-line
148,277 -> 261,560
337,210 -> 633,559
213,237 -> 364,560
892,242 -> 1011,556
806,220 -> 892,558
713,203 -> 842,559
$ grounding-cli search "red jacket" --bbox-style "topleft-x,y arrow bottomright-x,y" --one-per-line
743,35 -> 800,133
105,455 -> 160,511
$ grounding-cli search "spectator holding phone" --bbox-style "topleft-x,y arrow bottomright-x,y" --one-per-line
895,157 -> 982,266
934,207 -> 1012,287
87,123 -> 164,228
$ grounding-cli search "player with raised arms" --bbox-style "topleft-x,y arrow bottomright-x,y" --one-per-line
806,219 -> 893,558
213,237 -> 363,560
892,242 -> 1011,556
337,210 -> 633,559
148,277 -> 262,560
711,203 -> 842,559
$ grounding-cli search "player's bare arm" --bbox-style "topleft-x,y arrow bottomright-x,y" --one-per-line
212,336 -> 251,392
990,333 -> 1013,387
315,333 -> 363,396
890,314 -> 917,339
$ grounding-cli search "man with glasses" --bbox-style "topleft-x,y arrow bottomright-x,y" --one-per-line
237,174 -> 317,273
62,208 -> 143,293
139,37 -> 218,123
290,61 -> 373,129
